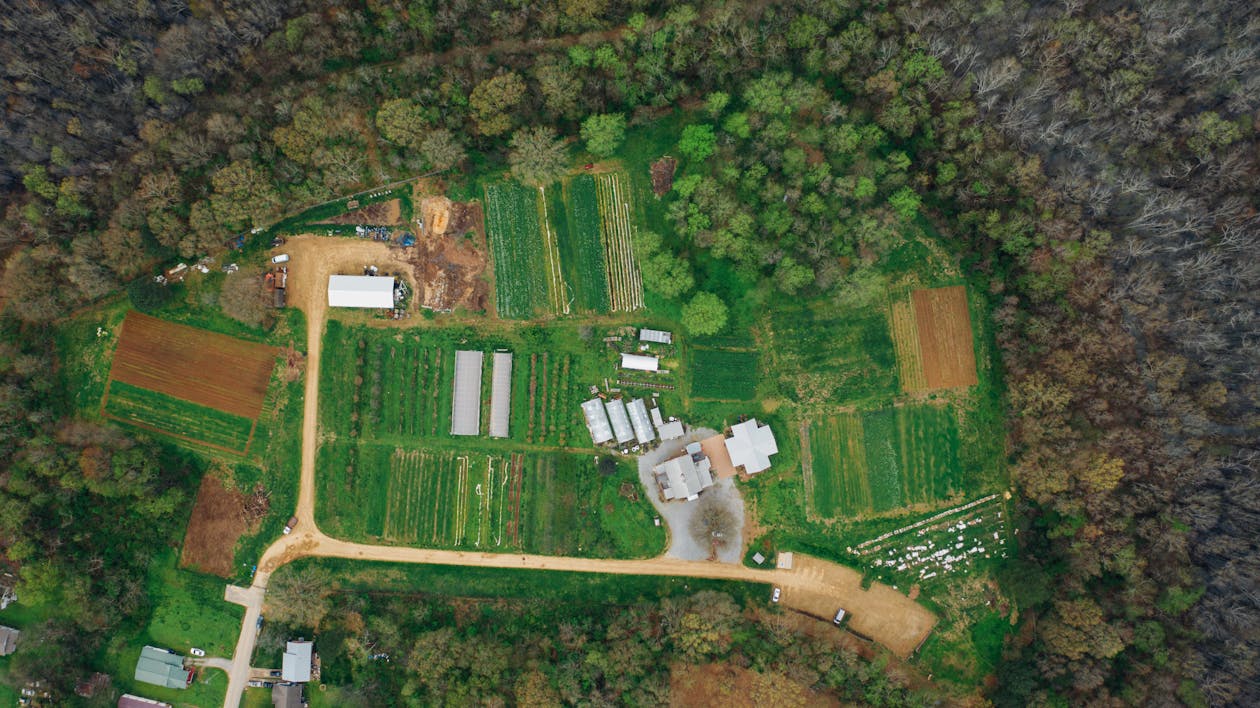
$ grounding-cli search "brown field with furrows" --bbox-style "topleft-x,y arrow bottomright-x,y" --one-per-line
180,474 -> 251,577
911,286 -> 978,389
110,312 -> 279,419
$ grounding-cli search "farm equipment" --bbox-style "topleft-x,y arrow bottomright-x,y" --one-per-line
222,263 -> 239,273
270,236 -> 286,247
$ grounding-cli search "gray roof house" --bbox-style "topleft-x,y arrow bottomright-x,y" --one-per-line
282,640 -> 313,683
134,647 -> 191,689
652,442 -> 715,501
272,682 -> 303,708
0,625 -> 18,655
725,419 -> 779,474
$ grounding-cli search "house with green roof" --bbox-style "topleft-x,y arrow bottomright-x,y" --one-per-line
134,646 -> 192,689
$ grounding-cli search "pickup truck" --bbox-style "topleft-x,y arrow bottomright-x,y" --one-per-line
283,516 -> 298,534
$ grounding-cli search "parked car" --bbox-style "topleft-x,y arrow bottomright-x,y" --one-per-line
190,647 -> 206,657
256,616 -> 264,629
772,587 -> 782,603
833,608 -> 847,625
283,516 -> 298,534
269,670 -> 283,678
271,253 -> 290,264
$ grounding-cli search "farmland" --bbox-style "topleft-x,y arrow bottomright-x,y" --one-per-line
594,172 -> 645,311
108,311 -> 278,419
765,300 -> 899,406
806,404 -> 964,518
484,181 -> 552,318
103,380 -> 255,453
317,443 -> 664,558
522,351 -> 580,446
689,347 -> 759,400
558,174 -> 612,313
912,286 -> 978,389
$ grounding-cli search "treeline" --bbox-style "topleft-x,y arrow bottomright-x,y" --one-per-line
0,0 -> 1254,704
261,571 -> 934,706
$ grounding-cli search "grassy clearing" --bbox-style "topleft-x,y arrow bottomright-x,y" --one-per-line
559,174 -> 612,312
104,381 -> 254,453
808,405 -> 964,518
484,181 -> 550,318
765,299 -> 899,407
689,348 -> 759,400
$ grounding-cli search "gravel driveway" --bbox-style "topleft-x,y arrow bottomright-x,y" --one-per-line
637,427 -> 746,563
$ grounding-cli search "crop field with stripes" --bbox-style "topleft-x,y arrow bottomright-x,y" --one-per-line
557,174 -> 612,313
805,404 -> 965,519
485,181 -> 552,319
594,172 -> 644,312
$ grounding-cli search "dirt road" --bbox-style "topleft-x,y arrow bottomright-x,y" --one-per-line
220,238 -> 937,707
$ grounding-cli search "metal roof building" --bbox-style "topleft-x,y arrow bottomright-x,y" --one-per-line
0,626 -> 18,656
627,399 -> 655,445
639,328 -> 673,344
725,418 -> 779,474
650,406 -> 665,428
605,399 -> 635,444
134,647 -> 191,689
282,640 -> 313,683
327,275 -> 395,308
620,353 -> 660,372
119,696 -> 173,708
652,442 -> 715,501
581,399 -> 614,444
488,352 -> 512,438
450,351 -> 484,436
657,420 -> 685,440
272,683 -> 303,708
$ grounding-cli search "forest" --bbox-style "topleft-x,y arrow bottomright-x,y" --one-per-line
1,0 -> 1257,705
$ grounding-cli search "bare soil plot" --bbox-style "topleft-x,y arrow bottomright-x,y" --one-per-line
779,555 -> 937,658
325,199 -> 402,225
109,312 -> 278,419
420,195 -> 452,236
911,286 -> 978,389
180,474 -> 252,577
699,434 -> 737,479
415,200 -> 490,312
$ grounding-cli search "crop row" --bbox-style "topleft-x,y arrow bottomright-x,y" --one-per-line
485,182 -> 551,319
594,173 -> 644,312
104,380 -> 255,454
559,175 -> 612,313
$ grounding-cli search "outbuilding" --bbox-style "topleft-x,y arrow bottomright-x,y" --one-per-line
119,695 -> 173,708
620,353 -> 660,372
327,275 -> 396,308
134,647 -> 191,690
627,399 -> 655,445
725,419 -> 779,474
581,398 -> 613,444
488,351 -> 513,438
0,625 -> 18,656
639,328 -> 673,344
450,351 -> 484,436
605,398 -> 635,445
282,640 -> 313,683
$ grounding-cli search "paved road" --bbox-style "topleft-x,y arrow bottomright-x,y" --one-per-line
219,236 -> 936,707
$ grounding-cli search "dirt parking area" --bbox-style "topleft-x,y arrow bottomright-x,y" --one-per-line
699,434 -> 737,479
777,555 -> 937,658
181,474 -> 253,577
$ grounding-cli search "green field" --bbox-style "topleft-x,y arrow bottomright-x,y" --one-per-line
559,174 -> 612,312
808,404 -> 963,517
317,443 -> 664,558
767,300 -> 899,406
485,181 -> 551,318
689,348 -> 759,400
521,350 -> 580,446
103,380 -> 254,453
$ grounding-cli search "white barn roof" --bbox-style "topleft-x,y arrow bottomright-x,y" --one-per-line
639,328 -> 673,344
488,352 -> 512,438
605,399 -> 635,444
627,399 -> 655,445
653,442 -> 714,501
656,420 -> 684,440
450,351 -> 483,436
282,640 -> 312,683
725,418 -> 779,474
620,353 -> 659,371
582,399 -> 613,444
327,275 -> 395,308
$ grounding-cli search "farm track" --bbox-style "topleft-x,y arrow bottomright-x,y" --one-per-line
220,234 -> 938,708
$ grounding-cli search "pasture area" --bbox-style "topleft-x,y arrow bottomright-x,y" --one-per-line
764,300 -> 898,406
484,181 -> 554,318
594,172 -> 645,311
316,443 -> 664,558
806,404 -> 963,518
557,174 -> 612,313
689,347 -> 759,401
891,286 -> 978,391
104,381 -> 255,453
108,311 -> 278,418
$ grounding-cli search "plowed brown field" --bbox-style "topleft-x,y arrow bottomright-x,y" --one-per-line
180,474 -> 249,577
911,286 -> 978,389
110,312 -> 278,419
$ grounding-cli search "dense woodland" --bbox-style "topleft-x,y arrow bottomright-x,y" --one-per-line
1,0 -> 1257,704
